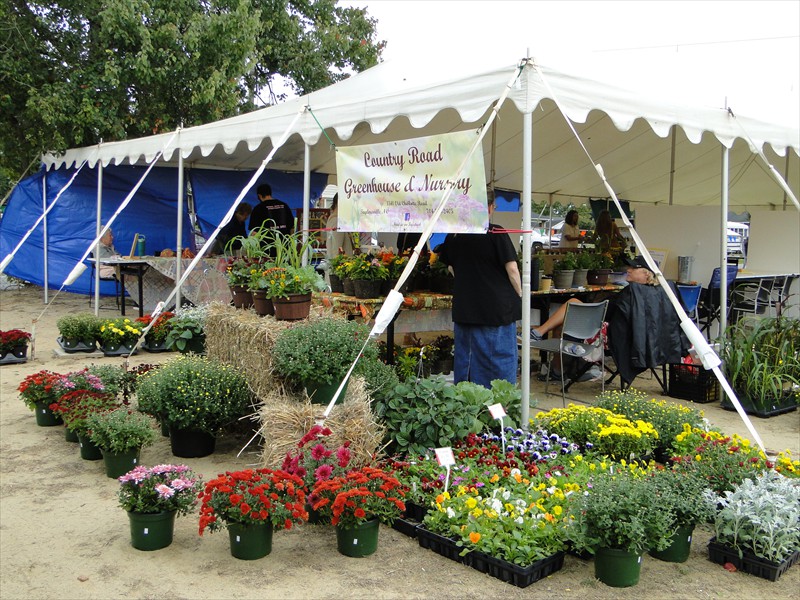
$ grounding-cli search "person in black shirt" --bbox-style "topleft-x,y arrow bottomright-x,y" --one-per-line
213,202 -> 251,254
248,183 -> 295,241
438,196 -> 522,388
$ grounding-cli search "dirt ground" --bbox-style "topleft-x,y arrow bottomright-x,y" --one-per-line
1,283 -> 798,600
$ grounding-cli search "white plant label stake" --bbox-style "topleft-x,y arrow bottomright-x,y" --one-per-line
488,403 -> 507,454
435,447 -> 455,493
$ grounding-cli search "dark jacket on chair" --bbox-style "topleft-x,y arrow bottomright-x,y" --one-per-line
608,282 -> 688,385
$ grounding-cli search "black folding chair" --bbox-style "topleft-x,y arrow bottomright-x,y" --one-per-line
698,265 -> 738,339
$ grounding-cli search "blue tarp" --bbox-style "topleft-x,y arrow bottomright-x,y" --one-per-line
0,165 -> 325,295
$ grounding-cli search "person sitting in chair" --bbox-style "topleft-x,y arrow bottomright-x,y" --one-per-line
96,228 -> 120,278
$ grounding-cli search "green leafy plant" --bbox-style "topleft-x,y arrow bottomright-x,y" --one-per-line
650,467 -> 715,528
345,253 -> 390,281
554,252 -> 578,271
135,354 -> 252,434
721,317 -> 800,411
56,313 -> 99,343
373,376 -> 486,455
52,390 -> 120,436
566,469 -> 675,555
262,264 -> 325,299
135,311 -> 175,345
710,471 -> 800,562
165,306 -> 207,353
575,250 -> 595,269
86,407 -> 158,453
118,464 -> 202,516
272,317 -> 376,386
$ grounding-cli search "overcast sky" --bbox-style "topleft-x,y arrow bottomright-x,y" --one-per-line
342,0 -> 800,127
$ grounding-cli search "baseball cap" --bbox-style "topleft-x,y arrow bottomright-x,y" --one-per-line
622,255 -> 654,273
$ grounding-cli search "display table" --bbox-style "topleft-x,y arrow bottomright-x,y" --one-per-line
95,256 -> 231,315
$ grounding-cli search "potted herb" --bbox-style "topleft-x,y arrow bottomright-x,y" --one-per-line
199,469 -> 308,560
86,408 -> 158,478
0,329 -> 31,363
135,354 -> 252,458
573,250 -> 594,286
552,252 -> 578,289
311,466 -> 406,557
648,468 -> 715,563
17,369 -> 64,426
566,469 -> 675,587
56,313 -> 99,352
165,306 -> 207,354
118,464 -> 202,551
708,471 -> 800,581
135,312 -> 175,352
720,317 -> 800,417
587,251 -> 615,285
272,317 -> 377,405
98,317 -> 144,355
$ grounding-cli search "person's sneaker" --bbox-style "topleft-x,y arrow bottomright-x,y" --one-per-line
577,365 -> 604,382
530,329 -> 543,342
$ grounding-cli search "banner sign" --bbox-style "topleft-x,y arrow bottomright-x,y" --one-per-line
335,131 -> 488,233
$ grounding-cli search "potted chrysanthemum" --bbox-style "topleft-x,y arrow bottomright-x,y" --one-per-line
198,468 -> 308,560
118,464 -> 202,551
0,329 -> 31,364
97,317 -> 144,356
86,408 -> 158,478
310,466 -> 406,557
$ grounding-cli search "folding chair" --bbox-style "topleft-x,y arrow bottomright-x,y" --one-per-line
677,283 -> 702,326
767,275 -> 798,318
530,300 -> 608,406
88,259 -> 120,309
698,264 -> 738,339
731,277 -> 775,323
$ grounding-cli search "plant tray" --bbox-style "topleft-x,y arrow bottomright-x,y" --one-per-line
403,501 -> 430,522
720,393 -> 798,418
416,527 -> 468,565
0,350 -> 28,365
57,336 -> 97,354
707,538 -> 800,582
667,363 -> 719,403
467,550 -> 565,588
390,517 -> 420,538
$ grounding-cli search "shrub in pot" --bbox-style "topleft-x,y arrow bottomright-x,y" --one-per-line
566,469 -> 675,587
272,317 -> 378,404
135,311 -> 175,350
56,313 -> 100,350
86,407 -> 158,478
52,389 -> 120,459
135,354 -> 252,457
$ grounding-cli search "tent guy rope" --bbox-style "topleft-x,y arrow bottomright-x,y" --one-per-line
533,63 -> 768,455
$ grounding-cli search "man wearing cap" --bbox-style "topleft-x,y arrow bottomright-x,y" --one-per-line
529,255 -> 655,341
528,255 -> 686,385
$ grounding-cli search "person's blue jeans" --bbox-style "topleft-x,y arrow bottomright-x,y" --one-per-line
453,322 -> 518,389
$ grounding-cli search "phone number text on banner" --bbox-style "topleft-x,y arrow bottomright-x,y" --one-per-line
335,130 -> 488,233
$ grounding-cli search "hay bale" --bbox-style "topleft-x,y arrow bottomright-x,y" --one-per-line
258,375 -> 386,469
204,304 -> 385,466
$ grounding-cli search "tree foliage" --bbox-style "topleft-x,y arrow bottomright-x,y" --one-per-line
0,0 -> 383,195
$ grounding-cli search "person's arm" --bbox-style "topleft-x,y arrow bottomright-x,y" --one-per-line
505,260 -> 522,297
564,225 -> 581,242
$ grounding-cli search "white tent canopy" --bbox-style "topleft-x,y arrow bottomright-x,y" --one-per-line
43,58 -> 799,210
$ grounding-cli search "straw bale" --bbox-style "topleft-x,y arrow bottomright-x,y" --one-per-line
203,304 -> 385,466
258,376 -> 386,469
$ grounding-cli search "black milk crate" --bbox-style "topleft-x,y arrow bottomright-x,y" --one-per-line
668,363 -> 719,404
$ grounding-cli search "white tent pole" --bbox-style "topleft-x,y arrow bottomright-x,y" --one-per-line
302,143 -> 311,267
42,169 -> 48,304
130,109 -> 307,358
783,154 -> 790,210
176,134 -> 184,308
93,161 -> 103,315
668,127 -> 676,206
719,146 -> 730,338
520,109 -> 533,428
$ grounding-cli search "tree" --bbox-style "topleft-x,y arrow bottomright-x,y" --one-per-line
0,0 -> 383,196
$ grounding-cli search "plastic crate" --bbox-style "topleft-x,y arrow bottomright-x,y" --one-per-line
668,363 -> 719,403
468,550 -> 566,588
416,527 -> 468,564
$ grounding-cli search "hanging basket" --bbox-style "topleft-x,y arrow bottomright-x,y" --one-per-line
273,293 -> 312,321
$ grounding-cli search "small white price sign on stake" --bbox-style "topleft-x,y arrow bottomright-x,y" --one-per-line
488,403 -> 507,454
435,447 -> 455,492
